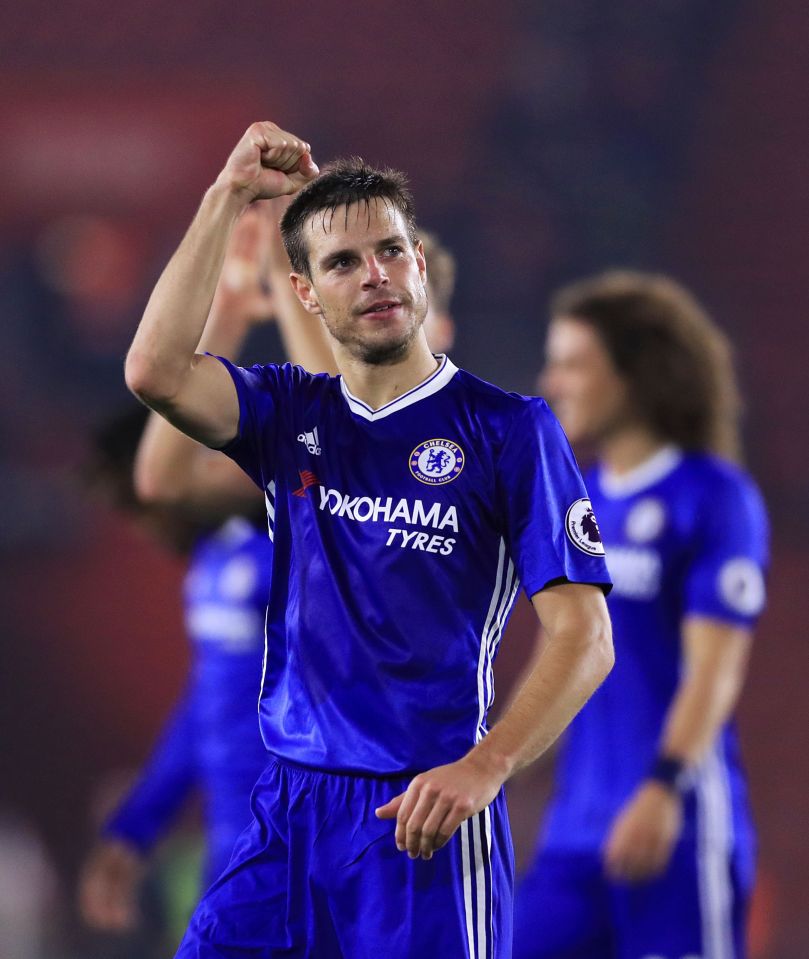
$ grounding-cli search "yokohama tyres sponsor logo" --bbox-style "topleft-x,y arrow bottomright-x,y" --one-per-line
316,486 -> 459,554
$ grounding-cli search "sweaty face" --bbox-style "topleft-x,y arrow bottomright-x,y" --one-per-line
294,200 -> 428,365
541,317 -> 633,445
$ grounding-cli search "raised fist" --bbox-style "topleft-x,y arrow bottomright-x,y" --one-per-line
216,121 -> 319,201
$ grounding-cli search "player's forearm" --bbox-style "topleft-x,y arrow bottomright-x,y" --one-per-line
658,657 -> 747,766
469,615 -> 613,781
126,183 -> 249,405
272,280 -> 337,374
134,411 -> 203,504
134,303 -> 253,505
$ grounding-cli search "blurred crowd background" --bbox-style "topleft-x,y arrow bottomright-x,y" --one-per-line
1,1 -> 807,956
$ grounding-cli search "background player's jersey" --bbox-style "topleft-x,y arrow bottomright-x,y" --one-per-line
105,518 -> 271,880
541,447 -> 769,858
216,354 -> 611,776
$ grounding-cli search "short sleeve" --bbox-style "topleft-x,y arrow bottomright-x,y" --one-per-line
496,398 -> 612,598
212,355 -> 286,490
683,469 -> 769,626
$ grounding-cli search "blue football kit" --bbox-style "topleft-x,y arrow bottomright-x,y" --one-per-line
513,446 -> 769,959
175,355 -> 611,959
105,518 -> 271,884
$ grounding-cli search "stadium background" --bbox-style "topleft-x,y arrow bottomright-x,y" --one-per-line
1,1 -> 807,955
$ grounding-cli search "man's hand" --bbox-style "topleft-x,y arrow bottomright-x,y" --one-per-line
209,202 -> 276,332
603,781 -> 683,883
375,754 -> 504,861
78,839 -> 146,931
216,122 -> 319,202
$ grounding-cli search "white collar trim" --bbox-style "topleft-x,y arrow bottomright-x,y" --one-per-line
600,444 -> 683,498
339,354 -> 458,422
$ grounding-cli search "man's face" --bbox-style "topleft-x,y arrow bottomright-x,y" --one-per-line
541,316 -> 634,446
291,200 -> 428,365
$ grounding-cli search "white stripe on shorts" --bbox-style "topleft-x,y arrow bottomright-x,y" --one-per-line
695,744 -> 735,959
460,811 -> 493,958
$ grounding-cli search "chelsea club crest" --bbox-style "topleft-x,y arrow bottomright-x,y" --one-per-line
409,439 -> 465,485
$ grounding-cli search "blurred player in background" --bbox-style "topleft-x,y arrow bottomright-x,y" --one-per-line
125,121 -> 613,958
79,207 -> 276,932
514,271 -> 769,959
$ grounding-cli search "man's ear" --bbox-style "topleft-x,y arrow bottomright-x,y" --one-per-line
414,239 -> 427,287
290,273 -> 322,315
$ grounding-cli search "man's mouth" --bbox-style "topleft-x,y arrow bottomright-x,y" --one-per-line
360,300 -> 401,316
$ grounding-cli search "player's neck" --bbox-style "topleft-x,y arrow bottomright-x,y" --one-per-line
599,427 -> 667,476
337,339 -> 440,411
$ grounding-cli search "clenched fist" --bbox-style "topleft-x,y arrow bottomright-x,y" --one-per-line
216,122 -> 319,202
603,781 -> 683,883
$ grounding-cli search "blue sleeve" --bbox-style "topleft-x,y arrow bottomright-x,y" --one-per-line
211,356 -> 288,490
683,469 -> 769,626
103,687 -> 198,853
496,398 -> 612,598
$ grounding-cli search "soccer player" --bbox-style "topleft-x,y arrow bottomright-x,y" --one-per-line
125,121 -> 614,958
513,271 -> 769,959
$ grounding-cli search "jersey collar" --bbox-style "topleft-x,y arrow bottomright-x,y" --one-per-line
339,354 -> 458,422
599,444 -> 683,498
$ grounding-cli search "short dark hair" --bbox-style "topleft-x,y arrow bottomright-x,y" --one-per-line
280,157 -> 418,277
420,229 -> 456,314
550,270 -> 743,461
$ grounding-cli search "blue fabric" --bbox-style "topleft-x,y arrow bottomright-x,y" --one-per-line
516,450 -> 767,959
215,356 -> 611,776
176,756 -> 514,959
105,519 -> 272,882
104,690 -> 198,853
514,843 -> 751,959
541,453 -> 767,854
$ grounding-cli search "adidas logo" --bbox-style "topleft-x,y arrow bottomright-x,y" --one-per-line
297,426 -> 322,455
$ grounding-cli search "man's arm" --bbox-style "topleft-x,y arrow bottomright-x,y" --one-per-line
125,122 -> 318,447
134,205 -> 274,518
79,689 -> 199,930
376,583 -> 613,860
603,616 -> 751,882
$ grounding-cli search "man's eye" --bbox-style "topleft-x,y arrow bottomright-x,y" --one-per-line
384,246 -> 403,257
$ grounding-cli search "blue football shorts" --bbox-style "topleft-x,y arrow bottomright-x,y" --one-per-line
176,755 -> 514,958
512,840 -> 753,959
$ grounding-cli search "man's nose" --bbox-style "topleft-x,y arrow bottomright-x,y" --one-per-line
361,256 -> 389,288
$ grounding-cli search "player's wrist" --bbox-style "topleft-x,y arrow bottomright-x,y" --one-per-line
465,739 -> 516,784
646,754 -> 690,795
207,177 -> 256,214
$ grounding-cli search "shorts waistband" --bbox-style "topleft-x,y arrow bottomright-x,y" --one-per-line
266,752 -> 421,782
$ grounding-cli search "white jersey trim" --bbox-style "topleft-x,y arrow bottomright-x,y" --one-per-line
264,480 -> 276,543
258,481 -> 276,715
339,354 -> 458,421
476,539 -> 520,743
599,444 -> 682,499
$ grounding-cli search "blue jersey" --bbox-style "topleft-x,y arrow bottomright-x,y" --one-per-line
105,518 -> 271,879
215,354 -> 611,776
541,447 -> 769,855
